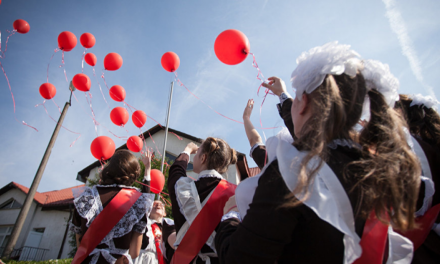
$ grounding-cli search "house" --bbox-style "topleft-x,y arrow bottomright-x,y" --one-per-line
0,182 -> 84,260
77,125 -> 256,185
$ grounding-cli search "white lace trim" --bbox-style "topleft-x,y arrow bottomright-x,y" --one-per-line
73,185 -> 154,246
290,41 -> 362,100
327,139 -> 360,150
197,169 -> 223,180
221,211 -> 241,222
68,221 -> 81,234
409,93 -> 439,111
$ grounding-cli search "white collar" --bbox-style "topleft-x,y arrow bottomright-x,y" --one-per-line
197,169 -> 223,180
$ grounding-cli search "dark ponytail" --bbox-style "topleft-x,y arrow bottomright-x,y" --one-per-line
200,137 -> 237,174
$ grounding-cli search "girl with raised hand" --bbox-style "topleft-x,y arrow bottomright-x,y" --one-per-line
168,138 -> 237,264
243,78 -> 295,170
70,150 -> 155,264
215,42 -> 421,264
395,93 -> 440,264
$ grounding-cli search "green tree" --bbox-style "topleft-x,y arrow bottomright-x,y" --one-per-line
133,154 -> 173,218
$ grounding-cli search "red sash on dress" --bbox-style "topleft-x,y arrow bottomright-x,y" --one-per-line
72,188 -> 141,264
353,211 -> 389,264
398,203 -> 440,250
151,223 -> 165,264
171,180 -> 237,264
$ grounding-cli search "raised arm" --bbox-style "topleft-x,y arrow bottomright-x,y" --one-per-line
167,142 -> 198,231
140,150 -> 152,193
243,99 -> 263,148
262,77 -> 296,139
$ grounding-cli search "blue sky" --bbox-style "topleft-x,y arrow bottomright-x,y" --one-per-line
0,0 -> 439,192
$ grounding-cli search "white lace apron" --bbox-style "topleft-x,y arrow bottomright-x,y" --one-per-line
69,185 -> 155,264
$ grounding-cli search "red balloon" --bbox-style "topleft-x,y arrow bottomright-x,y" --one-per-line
72,73 -> 91,92
214,29 -> 250,65
132,110 -> 147,128
39,83 -> 56,100
58,31 -> 77,52
161,52 -> 180,72
109,85 -> 126,102
84,53 -> 97,66
104,53 -> 123,71
90,136 -> 115,160
127,136 -> 143,153
13,19 -> 30,34
150,169 -> 165,194
110,107 -> 129,126
80,33 -> 96,48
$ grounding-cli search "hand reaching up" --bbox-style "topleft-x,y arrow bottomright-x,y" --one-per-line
243,99 -> 254,120
262,76 -> 287,96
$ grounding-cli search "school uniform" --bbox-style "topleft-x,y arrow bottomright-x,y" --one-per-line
410,136 -> 440,264
168,153 -> 222,264
134,217 -> 176,264
216,129 -> 413,264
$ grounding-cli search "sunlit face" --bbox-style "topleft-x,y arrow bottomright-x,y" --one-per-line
149,201 -> 166,220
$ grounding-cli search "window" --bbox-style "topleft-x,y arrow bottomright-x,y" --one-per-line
165,152 -> 193,171
0,226 -> 13,255
0,199 -> 22,210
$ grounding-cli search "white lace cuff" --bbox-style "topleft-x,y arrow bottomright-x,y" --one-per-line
180,151 -> 191,161
144,172 -> 151,181
221,211 -> 242,222
69,221 -> 82,234
279,92 -> 292,106
133,220 -> 148,234
250,142 -> 265,158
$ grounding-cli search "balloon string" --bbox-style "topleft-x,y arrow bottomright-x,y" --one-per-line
0,61 -> 38,131
148,131 -> 162,156
249,52 -> 279,136
51,99 -> 62,114
81,48 -> 87,73
0,30 -> 17,59
35,100 -> 81,147
47,48 -> 60,83
135,180 -> 169,196
159,194 -> 172,208
59,51 -> 68,82
174,72 -> 244,124
92,67 -> 110,108
71,91 -> 127,139
85,92 -> 99,135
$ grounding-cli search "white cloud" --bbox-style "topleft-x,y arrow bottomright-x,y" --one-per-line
382,0 -> 437,99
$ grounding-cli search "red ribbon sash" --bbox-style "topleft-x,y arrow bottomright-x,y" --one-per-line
151,223 -> 165,264
398,203 -> 440,250
72,189 -> 141,264
171,180 -> 237,264
353,211 -> 389,264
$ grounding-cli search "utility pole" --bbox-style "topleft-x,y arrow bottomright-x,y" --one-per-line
2,83 -> 75,259
160,81 -> 174,173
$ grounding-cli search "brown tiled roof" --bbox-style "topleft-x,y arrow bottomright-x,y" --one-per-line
0,182 -> 85,209
248,167 -> 261,177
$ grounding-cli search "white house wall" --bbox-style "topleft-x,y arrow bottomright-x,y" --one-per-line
86,130 -> 238,183
0,188 -> 73,260
0,189 -> 39,250
29,208 -> 72,259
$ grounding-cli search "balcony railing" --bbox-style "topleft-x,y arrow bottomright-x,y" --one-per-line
0,246 -> 49,261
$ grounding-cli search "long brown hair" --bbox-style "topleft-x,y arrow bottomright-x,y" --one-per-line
287,73 -> 420,231
395,94 -> 440,149
199,137 -> 237,174
100,150 -> 141,186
